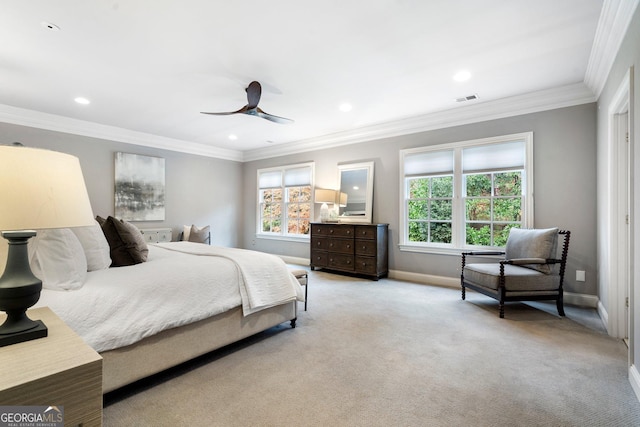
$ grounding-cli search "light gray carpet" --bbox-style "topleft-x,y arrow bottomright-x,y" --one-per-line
103,270 -> 640,426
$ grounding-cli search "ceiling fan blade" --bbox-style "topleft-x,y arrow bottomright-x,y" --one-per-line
246,81 -> 262,109
256,107 -> 294,124
201,81 -> 291,123
201,105 -> 250,115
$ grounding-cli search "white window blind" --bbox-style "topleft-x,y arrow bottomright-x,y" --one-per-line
462,141 -> 525,173
259,170 -> 282,189
284,167 -> 311,186
403,149 -> 454,176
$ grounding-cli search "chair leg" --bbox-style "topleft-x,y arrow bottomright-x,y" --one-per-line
461,284 -> 466,300
557,294 -> 565,317
498,288 -> 505,318
304,274 -> 308,311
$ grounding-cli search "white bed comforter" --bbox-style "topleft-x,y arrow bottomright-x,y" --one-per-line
35,242 -> 304,352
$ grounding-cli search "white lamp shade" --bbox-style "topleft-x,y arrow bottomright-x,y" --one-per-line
315,189 -> 336,204
0,146 -> 95,231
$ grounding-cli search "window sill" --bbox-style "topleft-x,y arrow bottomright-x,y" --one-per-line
256,234 -> 310,243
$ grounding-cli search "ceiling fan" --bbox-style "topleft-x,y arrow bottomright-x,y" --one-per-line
201,81 -> 293,124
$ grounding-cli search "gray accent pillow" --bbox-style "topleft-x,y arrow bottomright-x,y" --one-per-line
100,216 -> 148,267
188,225 -> 210,244
505,227 -> 558,274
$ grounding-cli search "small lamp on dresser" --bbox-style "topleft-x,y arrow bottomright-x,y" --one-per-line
0,144 -> 95,347
315,189 -> 337,223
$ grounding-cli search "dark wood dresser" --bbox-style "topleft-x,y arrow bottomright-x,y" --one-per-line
310,223 -> 388,280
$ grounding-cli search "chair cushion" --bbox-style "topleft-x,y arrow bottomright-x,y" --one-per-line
505,227 -> 558,274
464,263 -> 560,292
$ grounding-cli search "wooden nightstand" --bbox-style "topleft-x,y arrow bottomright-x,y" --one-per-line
0,307 -> 103,426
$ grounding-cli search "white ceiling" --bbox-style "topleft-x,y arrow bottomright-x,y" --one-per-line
0,1 -> 615,160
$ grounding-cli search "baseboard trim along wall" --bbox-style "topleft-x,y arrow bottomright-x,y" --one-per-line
279,258 -> 599,310
630,365 -> 640,402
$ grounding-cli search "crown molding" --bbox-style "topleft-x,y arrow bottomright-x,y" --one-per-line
584,0 -> 640,98
242,82 -> 596,162
0,104 -> 243,162
0,82 -> 596,164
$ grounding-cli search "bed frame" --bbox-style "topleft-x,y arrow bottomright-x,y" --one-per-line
101,301 -> 297,393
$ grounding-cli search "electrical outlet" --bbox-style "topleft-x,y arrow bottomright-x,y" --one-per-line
576,270 -> 586,282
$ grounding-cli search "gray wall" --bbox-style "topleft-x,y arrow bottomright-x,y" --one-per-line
0,122 -> 244,247
595,5 -> 640,377
243,103 -> 597,296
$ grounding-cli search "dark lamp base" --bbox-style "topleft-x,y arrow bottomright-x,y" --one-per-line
0,319 -> 47,347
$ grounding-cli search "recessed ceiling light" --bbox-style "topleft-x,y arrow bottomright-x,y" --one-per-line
339,103 -> 353,112
74,97 -> 90,105
41,21 -> 60,31
228,134 -> 238,140
453,70 -> 471,82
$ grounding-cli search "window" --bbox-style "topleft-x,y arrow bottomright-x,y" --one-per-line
400,132 -> 533,253
257,163 -> 313,239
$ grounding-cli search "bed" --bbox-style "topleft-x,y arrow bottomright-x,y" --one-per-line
29,223 -> 303,393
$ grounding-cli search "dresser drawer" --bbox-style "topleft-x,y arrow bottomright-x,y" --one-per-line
328,238 -> 354,254
310,251 -> 328,267
355,225 -> 377,240
328,254 -> 354,270
355,256 -> 378,274
311,236 -> 328,251
355,239 -> 377,256
312,223 -> 354,238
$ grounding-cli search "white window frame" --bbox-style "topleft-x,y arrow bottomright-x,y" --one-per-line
399,132 -> 533,255
256,162 -> 314,242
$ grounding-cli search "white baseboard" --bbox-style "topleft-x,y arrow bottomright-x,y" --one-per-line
284,263 -> 599,309
630,365 -> 640,402
564,291 -> 599,308
597,300 -> 610,329
388,269 -> 460,288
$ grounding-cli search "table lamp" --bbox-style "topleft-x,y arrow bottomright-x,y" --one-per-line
0,144 -> 95,347
315,189 -> 336,223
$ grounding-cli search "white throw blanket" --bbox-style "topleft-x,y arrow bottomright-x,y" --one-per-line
156,242 -> 305,315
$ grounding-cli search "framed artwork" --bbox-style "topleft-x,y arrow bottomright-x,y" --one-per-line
114,152 -> 165,221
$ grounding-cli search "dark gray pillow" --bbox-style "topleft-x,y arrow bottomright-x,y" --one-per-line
505,227 -> 558,274
100,216 -> 148,267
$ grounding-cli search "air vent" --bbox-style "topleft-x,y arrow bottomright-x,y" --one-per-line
455,94 -> 479,103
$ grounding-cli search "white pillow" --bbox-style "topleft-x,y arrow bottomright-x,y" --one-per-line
28,229 -> 88,291
182,225 -> 192,241
71,221 -> 112,271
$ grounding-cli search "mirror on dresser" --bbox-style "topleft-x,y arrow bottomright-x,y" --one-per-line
337,161 -> 374,223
